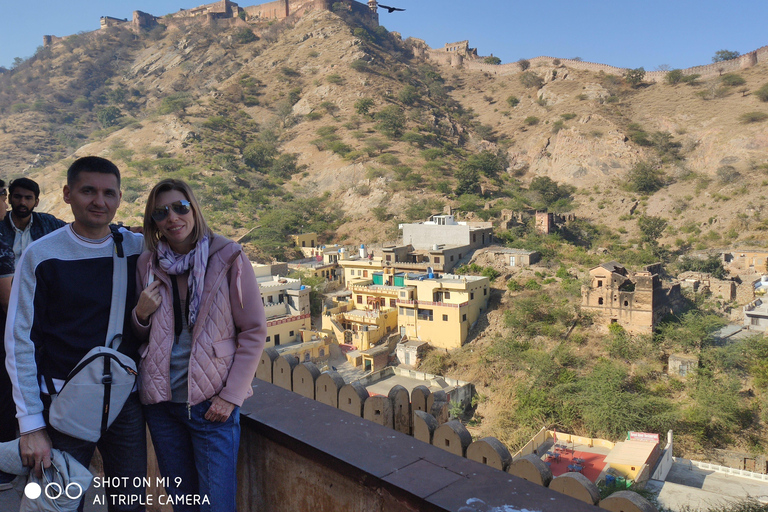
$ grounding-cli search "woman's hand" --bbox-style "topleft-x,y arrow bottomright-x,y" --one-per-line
135,280 -> 162,324
205,396 -> 236,422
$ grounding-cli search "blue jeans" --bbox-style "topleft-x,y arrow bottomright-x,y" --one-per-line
144,401 -> 240,512
44,392 -> 147,512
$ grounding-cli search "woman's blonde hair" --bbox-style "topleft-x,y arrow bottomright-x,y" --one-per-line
143,179 -> 212,252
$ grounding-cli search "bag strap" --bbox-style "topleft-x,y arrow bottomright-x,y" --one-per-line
106,226 -> 127,350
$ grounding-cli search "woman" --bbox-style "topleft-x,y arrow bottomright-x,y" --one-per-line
132,179 -> 266,512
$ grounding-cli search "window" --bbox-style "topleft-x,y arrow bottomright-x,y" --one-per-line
363,270 -> 368,278
597,280 -> 603,287
390,299 -> 396,307
267,295 -> 273,303
357,295 -> 363,304
274,334 -> 280,346
290,330 -> 295,336
444,291 -> 450,299
442,314 -> 448,321
752,317 -> 760,326
434,257 -> 440,264
266,336 -> 271,343
451,255 -> 454,262
405,309 -> 414,317
623,300 -> 629,306
417,308 -> 433,321
484,288 -> 487,296
462,314 -> 467,321
399,307 -> 404,314
598,297 -> 604,305
470,292 -> 474,300
386,255 -> 391,261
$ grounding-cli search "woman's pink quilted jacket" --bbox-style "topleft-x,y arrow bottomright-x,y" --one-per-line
132,235 -> 267,407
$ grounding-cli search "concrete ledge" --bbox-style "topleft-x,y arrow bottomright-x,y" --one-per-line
237,380 -> 598,512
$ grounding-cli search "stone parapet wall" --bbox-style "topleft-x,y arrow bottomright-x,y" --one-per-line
252,351 -> 657,510
419,44 -> 768,82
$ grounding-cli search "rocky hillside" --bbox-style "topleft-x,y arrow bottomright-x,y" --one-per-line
1,8 -> 767,260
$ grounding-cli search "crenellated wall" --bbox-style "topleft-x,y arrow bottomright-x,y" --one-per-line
415,41 -> 768,82
253,350 -> 659,511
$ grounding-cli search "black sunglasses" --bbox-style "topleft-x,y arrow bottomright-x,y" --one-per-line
151,200 -> 192,222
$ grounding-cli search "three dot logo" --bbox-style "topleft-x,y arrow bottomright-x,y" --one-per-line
24,481 -> 83,501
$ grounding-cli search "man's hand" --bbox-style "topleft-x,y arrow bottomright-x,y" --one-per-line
20,430 -> 52,478
135,280 -> 162,324
205,396 -> 235,423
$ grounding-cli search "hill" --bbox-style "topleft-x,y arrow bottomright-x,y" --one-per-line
2,4 -> 768,463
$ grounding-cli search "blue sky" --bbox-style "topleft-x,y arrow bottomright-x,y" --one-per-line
1,0 -> 767,70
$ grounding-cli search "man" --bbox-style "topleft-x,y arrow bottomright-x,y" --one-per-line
5,157 -> 146,511
0,181 -> 16,491
0,177 -> 66,263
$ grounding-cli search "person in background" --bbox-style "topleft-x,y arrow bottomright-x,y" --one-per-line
0,177 -> 66,263
0,181 -> 16,491
133,178 -> 266,512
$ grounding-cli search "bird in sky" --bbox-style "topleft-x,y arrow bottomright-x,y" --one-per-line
378,4 -> 406,13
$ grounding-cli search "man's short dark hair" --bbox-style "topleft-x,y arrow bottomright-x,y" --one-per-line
67,156 -> 121,187
9,177 -> 40,199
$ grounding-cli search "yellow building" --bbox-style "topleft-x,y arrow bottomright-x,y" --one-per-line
290,233 -> 318,253
337,245 -> 385,286
724,249 -> 768,274
253,263 -> 311,348
397,272 -> 490,350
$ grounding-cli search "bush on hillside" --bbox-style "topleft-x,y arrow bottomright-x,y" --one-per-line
740,111 -> 768,124
755,83 -> 768,102
626,161 -> 666,193
665,69 -> 684,85
519,72 -> 543,89
720,73 -> 746,87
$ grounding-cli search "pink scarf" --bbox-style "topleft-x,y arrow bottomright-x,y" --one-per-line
157,236 -> 209,326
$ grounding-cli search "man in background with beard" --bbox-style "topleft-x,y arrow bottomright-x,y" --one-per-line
0,178 -> 66,264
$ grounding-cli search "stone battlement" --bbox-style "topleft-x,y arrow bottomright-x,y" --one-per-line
415,40 -> 768,82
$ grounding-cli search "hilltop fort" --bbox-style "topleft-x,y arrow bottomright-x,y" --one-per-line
43,0 -> 768,83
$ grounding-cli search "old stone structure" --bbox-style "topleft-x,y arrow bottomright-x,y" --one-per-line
581,262 -> 683,334
677,271 -> 736,301
409,36 -> 768,83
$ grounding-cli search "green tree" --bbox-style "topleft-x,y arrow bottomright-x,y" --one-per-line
233,28 -> 257,44
506,95 -> 520,107
665,69 -> 684,84
625,67 -> 646,87
517,58 -> 530,71
354,98 -> 374,116
721,73 -> 746,86
484,56 -> 501,65
754,83 -> 768,102
243,141 -> 277,171
529,176 -> 575,208
637,215 -> 667,244
96,106 -> 122,128
374,105 -> 406,138
519,72 -> 543,89
454,165 -> 479,195
464,150 -> 507,179
712,49 -> 740,62
626,161 -> 665,193
398,85 -> 419,105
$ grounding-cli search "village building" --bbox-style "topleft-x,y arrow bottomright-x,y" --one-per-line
744,298 -> 768,331
581,262 -> 683,334
253,263 -> 311,347
723,249 -> 768,275
677,271 -> 736,301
